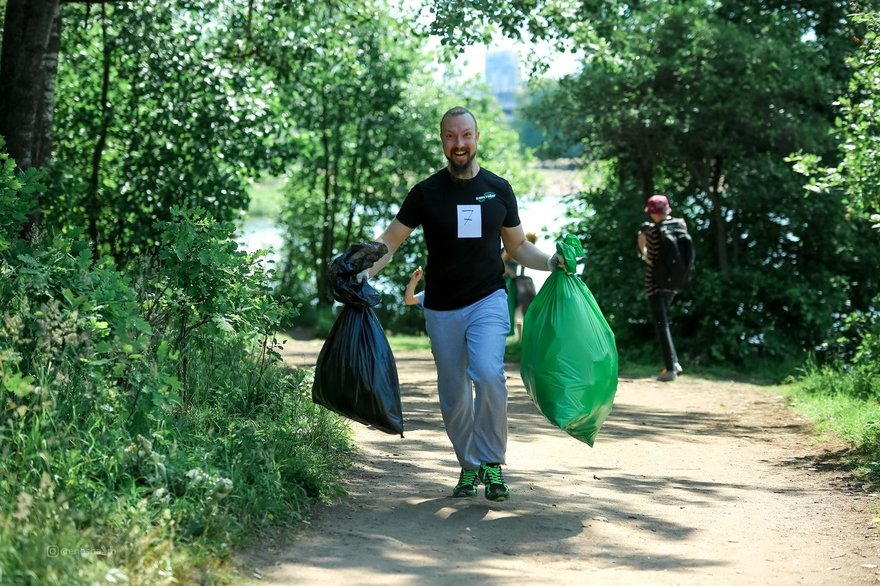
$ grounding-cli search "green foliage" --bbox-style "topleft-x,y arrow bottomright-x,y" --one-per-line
786,357 -> 880,487
786,11 -> 880,385
779,13 -> 880,486
151,206 -> 295,385
247,177 -> 286,218
272,3 -> 441,307
47,1 -> 281,261
786,374 -> 880,441
799,292 -> 880,406
0,138 -> 39,251
792,12 -> 880,220
514,2 -> 879,366
262,0 -> 541,322
0,174 -> 351,581
426,0 -> 581,50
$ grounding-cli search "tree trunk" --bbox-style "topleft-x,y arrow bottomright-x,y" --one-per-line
35,9 -> 62,169
639,163 -> 654,201
705,157 -> 729,274
87,5 -> 113,253
0,0 -> 62,170
343,118 -> 367,249
316,92 -> 335,307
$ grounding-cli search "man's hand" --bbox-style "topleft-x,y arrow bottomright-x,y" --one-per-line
355,269 -> 370,283
546,253 -> 567,273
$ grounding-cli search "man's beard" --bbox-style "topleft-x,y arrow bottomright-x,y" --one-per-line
446,152 -> 476,176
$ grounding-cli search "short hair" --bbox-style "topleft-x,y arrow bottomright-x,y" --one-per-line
440,106 -> 478,133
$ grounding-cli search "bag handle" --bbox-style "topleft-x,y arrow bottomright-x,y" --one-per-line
555,234 -> 583,274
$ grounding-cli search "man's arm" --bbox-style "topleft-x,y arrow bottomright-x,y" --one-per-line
501,224 -> 559,271
370,218 -> 415,278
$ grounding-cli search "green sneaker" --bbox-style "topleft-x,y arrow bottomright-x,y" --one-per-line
479,463 -> 510,502
452,468 -> 480,497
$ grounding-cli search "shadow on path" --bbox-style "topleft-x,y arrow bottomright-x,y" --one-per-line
247,343 -> 876,586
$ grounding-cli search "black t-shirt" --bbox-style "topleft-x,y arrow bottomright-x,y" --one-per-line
396,167 -> 521,310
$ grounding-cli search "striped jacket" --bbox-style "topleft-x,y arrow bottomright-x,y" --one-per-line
641,217 -> 687,295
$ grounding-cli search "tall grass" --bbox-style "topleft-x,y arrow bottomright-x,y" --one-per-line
785,299 -> 880,482
785,357 -> 880,484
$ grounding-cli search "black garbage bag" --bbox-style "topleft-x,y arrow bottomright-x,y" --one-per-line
312,242 -> 404,436
326,241 -> 387,308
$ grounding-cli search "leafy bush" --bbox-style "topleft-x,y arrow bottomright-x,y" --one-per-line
801,294 -> 880,401
0,168 -> 352,582
0,137 -> 39,251
790,11 -> 880,402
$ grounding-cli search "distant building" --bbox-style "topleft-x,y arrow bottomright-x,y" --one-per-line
485,49 -> 519,118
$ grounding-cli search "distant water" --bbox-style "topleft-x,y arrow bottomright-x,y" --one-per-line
517,195 -> 571,292
237,216 -> 283,266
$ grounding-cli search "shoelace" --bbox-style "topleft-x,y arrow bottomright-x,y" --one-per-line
458,469 -> 479,486
481,465 -> 505,485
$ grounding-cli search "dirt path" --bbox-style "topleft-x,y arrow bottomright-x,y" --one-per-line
245,339 -> 879,585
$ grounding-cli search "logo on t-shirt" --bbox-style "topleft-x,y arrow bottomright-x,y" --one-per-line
475,192 -> 496,203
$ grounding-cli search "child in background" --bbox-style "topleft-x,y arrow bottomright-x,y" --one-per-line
404,266 -> 425,308
637,194 -> 685,381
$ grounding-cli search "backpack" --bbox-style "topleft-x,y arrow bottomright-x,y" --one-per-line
653,218 -> 695,291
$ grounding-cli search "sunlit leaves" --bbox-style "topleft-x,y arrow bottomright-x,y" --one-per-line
270,3 -> 441,304
833,13 -> 880,218
48,0 -> 279,260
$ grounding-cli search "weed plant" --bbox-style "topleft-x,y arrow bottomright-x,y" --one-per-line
785,301 -> 880,486
0,156 -> 352,584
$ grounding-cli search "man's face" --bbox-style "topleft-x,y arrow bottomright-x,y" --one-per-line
441,114 -> 479,175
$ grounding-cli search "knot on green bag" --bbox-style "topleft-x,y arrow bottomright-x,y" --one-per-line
555,234 -> 583,274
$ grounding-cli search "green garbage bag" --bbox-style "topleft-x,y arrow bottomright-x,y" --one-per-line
519,235 -> 618,446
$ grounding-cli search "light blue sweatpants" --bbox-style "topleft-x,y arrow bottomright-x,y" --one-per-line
424,288 -> 510,469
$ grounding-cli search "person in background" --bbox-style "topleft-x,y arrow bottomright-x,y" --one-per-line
363,105 -> 565,502
501,248 -> 518,335
637,194 -> 685,382
404,266 -> 425,308
502,231 -> 538,337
